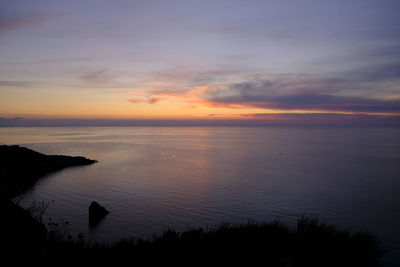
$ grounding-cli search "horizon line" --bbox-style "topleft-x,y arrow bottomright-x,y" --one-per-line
1,117 -> 400,127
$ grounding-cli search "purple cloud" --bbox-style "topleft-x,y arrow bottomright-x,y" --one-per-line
0,12 -> 52,37
203,68 -> 400,113
0,80 -> 32,87
208,93 -> 400,113
80,68 -> 113,84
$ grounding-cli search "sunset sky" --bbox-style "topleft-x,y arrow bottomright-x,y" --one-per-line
1,0 -> 400,125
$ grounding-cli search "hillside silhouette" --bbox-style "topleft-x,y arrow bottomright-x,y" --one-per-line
0,145 -> 96,197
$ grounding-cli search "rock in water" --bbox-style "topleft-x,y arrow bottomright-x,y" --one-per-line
89,201 -> 109,226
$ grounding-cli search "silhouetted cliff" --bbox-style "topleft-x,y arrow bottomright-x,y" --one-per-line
0,145 -> 96,197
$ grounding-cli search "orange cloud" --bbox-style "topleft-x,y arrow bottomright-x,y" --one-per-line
128,85 -> 217,106
128,97 -> 167,104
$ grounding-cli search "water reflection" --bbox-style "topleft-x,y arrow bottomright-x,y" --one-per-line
1,126 -> 400,265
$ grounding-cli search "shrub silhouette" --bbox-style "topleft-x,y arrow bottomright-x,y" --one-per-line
41,217 -> 384,267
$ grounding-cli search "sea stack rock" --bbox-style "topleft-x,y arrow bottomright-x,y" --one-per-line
89,201 -> 109,226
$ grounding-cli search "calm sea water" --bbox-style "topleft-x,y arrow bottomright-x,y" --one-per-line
1,127 -> 399,265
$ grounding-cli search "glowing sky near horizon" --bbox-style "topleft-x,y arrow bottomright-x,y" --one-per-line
1,0 -> 400,123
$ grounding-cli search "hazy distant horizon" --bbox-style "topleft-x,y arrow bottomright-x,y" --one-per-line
1,116 -> 400,127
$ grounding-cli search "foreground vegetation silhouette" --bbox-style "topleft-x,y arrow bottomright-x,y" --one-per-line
0,145 -> 385,266
41,216 -> 383,267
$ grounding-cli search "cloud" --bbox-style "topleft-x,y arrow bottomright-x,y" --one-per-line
128,97 -> 166,104
129,73 -> 400,113
132,65 -> 250,93
142,71 -> 400,114
3,56 -> 96,66
128,85 -> 216,106
0,80 -> 32,87
128,61 -> 400,114
207,93 -> 400,113
0,12 -> 52,37
352,61 -> 400,81
201,66 -> 400,113
80,68 -> 113,84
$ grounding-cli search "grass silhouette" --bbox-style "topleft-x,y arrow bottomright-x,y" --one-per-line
36,216 -> 383,267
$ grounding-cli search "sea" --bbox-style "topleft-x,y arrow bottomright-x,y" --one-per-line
1,126 -> 399,265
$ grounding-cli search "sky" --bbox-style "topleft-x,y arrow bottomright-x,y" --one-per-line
1,0 -> 400,126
